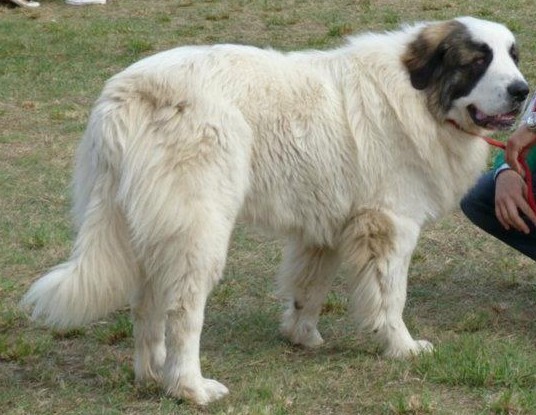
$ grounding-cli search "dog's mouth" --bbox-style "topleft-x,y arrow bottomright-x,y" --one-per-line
467,104 -> 520,131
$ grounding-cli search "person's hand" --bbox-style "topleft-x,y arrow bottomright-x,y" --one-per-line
505,124 -> 536,175
495,169 -> 536,233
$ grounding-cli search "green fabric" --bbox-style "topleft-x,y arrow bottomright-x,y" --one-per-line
493,147 -> 536,171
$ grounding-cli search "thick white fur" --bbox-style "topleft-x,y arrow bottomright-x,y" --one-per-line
22,18 -> 525,404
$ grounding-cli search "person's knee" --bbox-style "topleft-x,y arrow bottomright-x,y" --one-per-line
460,192 -> 477,221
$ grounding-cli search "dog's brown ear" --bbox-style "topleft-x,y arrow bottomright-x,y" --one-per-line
402,20 -> 462,90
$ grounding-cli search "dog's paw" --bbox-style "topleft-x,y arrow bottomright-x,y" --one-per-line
134,345 -> 166,384
172,378 -> 229,405
383,339 -> 434,358
292,327 -> 324,348
281,320 -> 324,348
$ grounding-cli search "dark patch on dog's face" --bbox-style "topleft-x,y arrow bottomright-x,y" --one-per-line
402,20 -> 495,117
509,43 -> 520,65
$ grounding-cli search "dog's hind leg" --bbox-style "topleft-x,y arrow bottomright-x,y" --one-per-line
131,277 -> 167,384
160,213 -> 235,405
127,186 -> 243,404
278,239 -> 340,348
341,210 -> 432,358
119,101 -> 251,404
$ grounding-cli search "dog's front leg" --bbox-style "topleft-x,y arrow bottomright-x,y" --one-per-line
341,210 -> 433,357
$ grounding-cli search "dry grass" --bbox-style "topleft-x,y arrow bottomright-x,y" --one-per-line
1,1 -> 536,414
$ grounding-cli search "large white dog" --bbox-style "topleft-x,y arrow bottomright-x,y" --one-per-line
23,17 -> 528,404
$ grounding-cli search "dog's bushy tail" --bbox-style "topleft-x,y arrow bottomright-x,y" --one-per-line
21,99 -> 139,328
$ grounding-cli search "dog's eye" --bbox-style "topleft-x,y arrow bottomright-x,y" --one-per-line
471,57 -> 487,69
510,45 -> 519,64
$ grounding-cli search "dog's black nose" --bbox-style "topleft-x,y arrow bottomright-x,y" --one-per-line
507,80 -> 529,102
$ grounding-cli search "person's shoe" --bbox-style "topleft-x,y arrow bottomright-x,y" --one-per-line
10,0 -> 40,7
65,0 -> 106,5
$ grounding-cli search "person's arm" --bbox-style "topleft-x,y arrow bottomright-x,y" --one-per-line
505,124 -> 536,174
505,91 -> 536,173
494,92 -> 536,232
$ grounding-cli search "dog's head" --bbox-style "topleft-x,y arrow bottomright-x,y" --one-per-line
402,16 -> 528,132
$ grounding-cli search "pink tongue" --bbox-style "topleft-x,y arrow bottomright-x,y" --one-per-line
475,109 -> 488,121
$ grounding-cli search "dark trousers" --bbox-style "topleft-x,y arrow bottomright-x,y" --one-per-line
460,171 -> 536,260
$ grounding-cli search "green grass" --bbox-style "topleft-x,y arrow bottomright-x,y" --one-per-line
1,0 -> 536,414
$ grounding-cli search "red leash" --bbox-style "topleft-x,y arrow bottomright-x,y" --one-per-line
447,120 -> 536,215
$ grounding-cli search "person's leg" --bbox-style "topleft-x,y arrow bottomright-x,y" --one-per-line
461,171 -> 536,260
65,0 -> 106,5
9,0 -> 40,8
